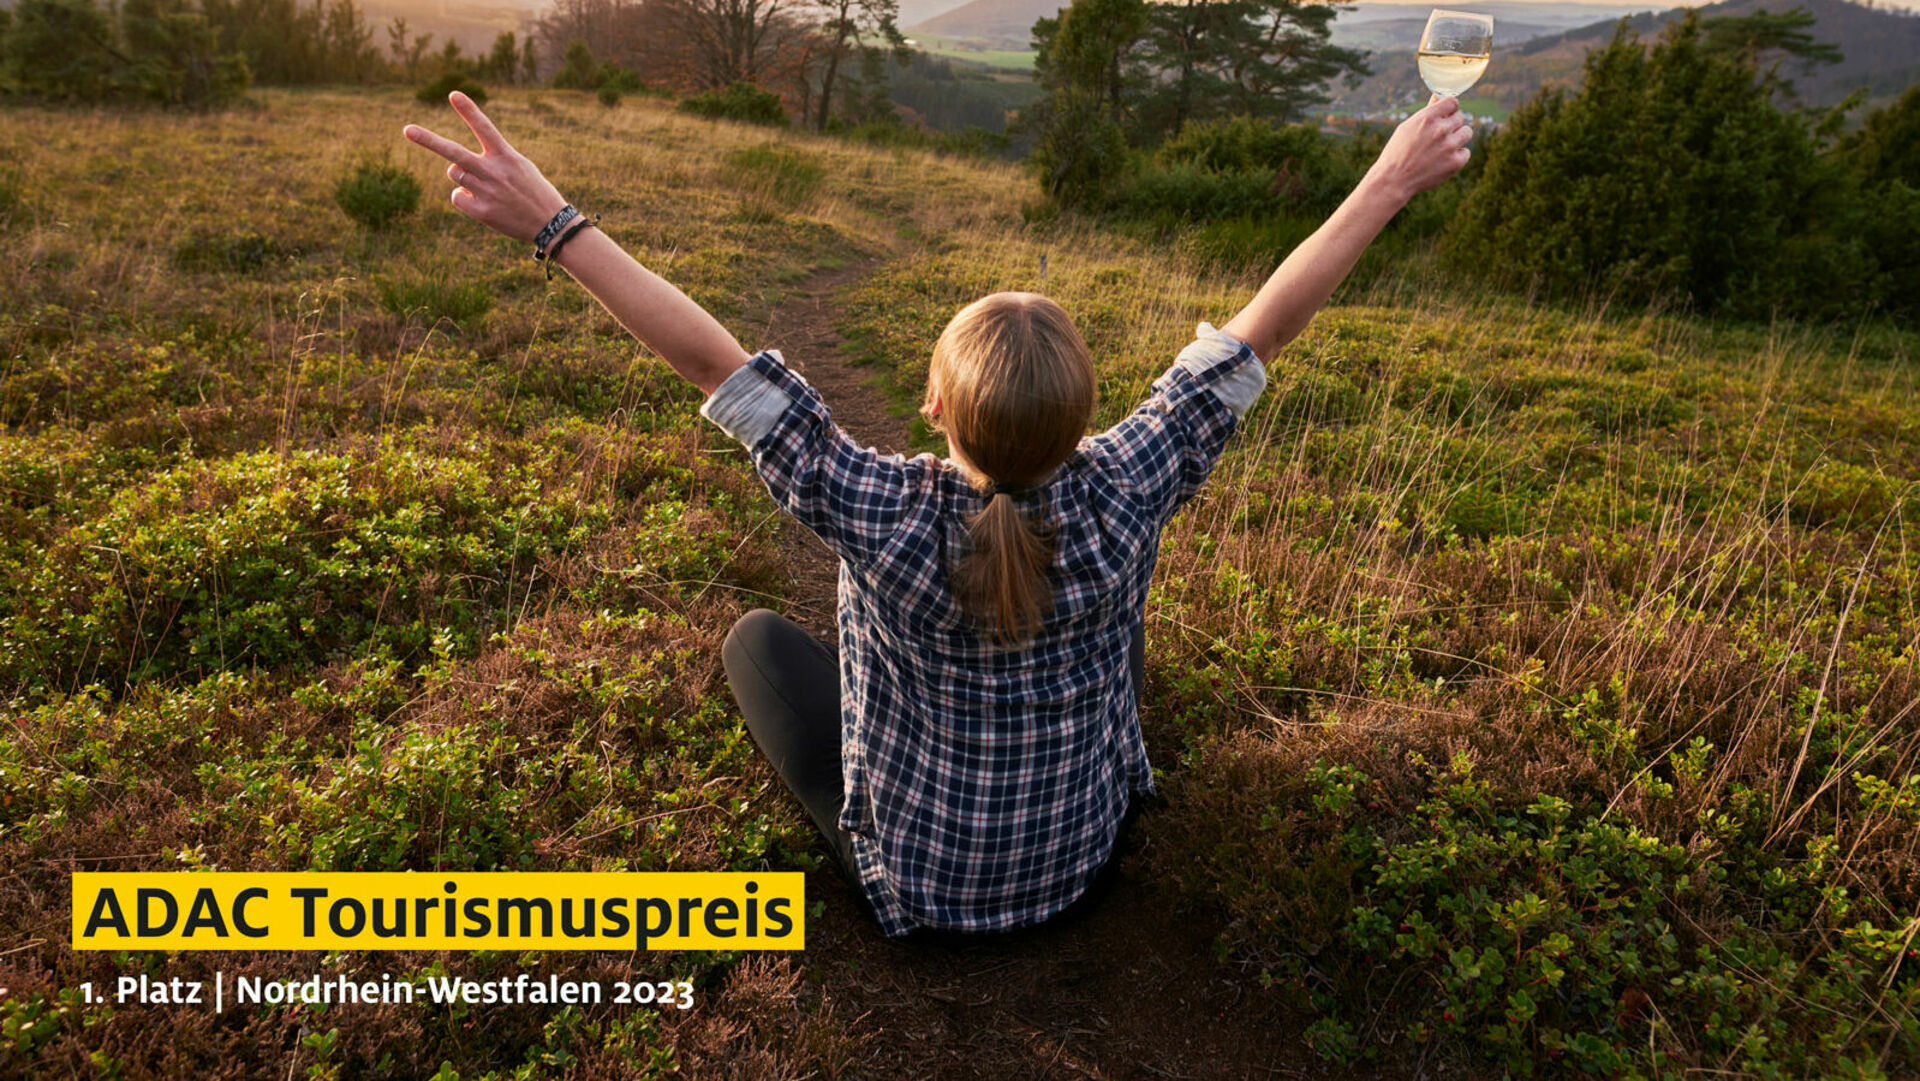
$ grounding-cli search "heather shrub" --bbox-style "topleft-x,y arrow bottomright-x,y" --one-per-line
375,268 -> 492,329
333,157 -> 422,231
0,448 -> 603,692
172,226 -> 293,273
414,71 -> 487,106
676,81 -> 788,127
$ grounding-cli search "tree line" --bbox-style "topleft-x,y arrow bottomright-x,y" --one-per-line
526,0 -> 908,132
1018,0 -> 1920,322
0,0 -> 910,128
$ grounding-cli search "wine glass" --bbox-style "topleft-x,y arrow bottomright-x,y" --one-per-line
1419,9 -> 1493,100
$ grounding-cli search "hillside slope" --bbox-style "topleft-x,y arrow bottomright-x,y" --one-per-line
1334,0 -> 1920,114
2,88 -> 1916,1078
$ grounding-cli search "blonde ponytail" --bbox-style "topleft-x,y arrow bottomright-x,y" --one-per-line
955,490 -> 1058,649
924,292 -> 1096,650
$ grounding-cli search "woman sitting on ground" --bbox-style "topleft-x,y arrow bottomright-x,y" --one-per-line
403,92 -> 1473,937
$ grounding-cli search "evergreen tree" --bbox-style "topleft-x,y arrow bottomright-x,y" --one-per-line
1021,0 -> 1147,206
1838,81 -> 1920,187
1018,0 -> 1368,206
1443,12 -> 1850,317
551,40 -> 600,89
1834,84 -> 1920,317
486,32 -> 519,85
122,0 -> 250,106
4,0 -> 125,100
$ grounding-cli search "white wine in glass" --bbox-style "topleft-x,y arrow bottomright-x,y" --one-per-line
1419,9 -> 1493,99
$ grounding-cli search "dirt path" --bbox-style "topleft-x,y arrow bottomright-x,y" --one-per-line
747,263 -> 1352,1080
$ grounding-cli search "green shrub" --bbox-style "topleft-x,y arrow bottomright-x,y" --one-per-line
599,66 -> 648,95
1124,162 -> 1276,223
550,40 -> 599,90
1171,747 -> 1920,1075
119,0 -> 250,108
0,448 -> 604,692
414,71 -> 487,106
1835,85 -> 1920,317
1441,481 -> 1522,540
248,713 -> 533,871
172,227 -> 292,273
831,116 -> 1009,160
1176,213 -> 1320,270
719,144 -> 826,222
1028,95 -> 1129,210
1151,116 -> 1367,218
676,81 -> 788,127
596,83 -> 621,107
332,158 -> 422,231
375,268 -> 493,328
2,0 -> 248,107
1444,12 -> 1871,319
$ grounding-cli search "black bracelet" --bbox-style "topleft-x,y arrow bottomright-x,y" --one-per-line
531,205 -> 578,258
540,215 -> 597,280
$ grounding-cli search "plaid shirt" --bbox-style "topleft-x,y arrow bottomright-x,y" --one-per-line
700,323 -> 1266,936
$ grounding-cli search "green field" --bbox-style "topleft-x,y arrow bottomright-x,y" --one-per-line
908,35 -> 1038,72
3,88 -> 1918,1077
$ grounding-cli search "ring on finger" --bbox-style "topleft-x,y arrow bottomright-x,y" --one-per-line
452,166 -> 467,185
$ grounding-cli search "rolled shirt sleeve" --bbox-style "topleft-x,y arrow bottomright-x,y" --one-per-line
699,349 -> 917,568
1077,322 -> 1268,524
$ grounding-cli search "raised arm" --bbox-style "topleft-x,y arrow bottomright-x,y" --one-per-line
403,92 -> 749,394
1221,97 -> 1475,363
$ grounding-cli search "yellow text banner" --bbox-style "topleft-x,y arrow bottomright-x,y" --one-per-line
72,872 -> 804,951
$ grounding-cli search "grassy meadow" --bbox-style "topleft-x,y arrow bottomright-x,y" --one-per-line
4,86 -> 1919,1078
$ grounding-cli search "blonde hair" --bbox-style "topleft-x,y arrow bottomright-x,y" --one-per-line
920,292 -> 1097,649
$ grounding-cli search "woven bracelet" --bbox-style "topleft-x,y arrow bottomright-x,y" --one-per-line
531,205 -> 579,259
539,215 -> 597,281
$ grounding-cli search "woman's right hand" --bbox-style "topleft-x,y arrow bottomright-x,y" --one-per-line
1363,96 -> 1475,206
403,91 -> 571,243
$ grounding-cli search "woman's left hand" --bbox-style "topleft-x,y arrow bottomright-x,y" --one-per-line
403,91 -> 570,243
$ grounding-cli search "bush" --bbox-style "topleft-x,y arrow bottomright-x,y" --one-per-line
332,158 -> 422,231
1443,12 -> 1870,319
414,71 -> 487,106
597,83 -> 621,107
1152,115 -> 1368,218
600,66 -> 647,95
550,40 -> 599,90
831,116 -> 1010,160
2,0 -> 247,107
1028,95 -> 1129,210
1166,745 -> 1920,1076
676,81 -> 788,127
0,449 -> 603,691
172,227 -> 293,273
720,144 -> 826,221
375,268 -> 493,328
1834,84 -> 1920,317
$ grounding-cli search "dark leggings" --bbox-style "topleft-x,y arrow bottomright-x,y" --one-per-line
720,608 -> 1144,935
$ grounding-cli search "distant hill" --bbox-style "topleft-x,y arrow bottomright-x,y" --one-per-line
1329,1 -> 1661,51
898,0 -> 978,28
908,0 -> 1659,52
906,0 -> 1065,48
1331,0 -> 1920,115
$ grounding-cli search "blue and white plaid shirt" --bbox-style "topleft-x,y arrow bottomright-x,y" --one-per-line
700,323 -> 1267,936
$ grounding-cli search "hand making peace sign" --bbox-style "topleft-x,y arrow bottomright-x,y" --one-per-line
403,91 -> 570,243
